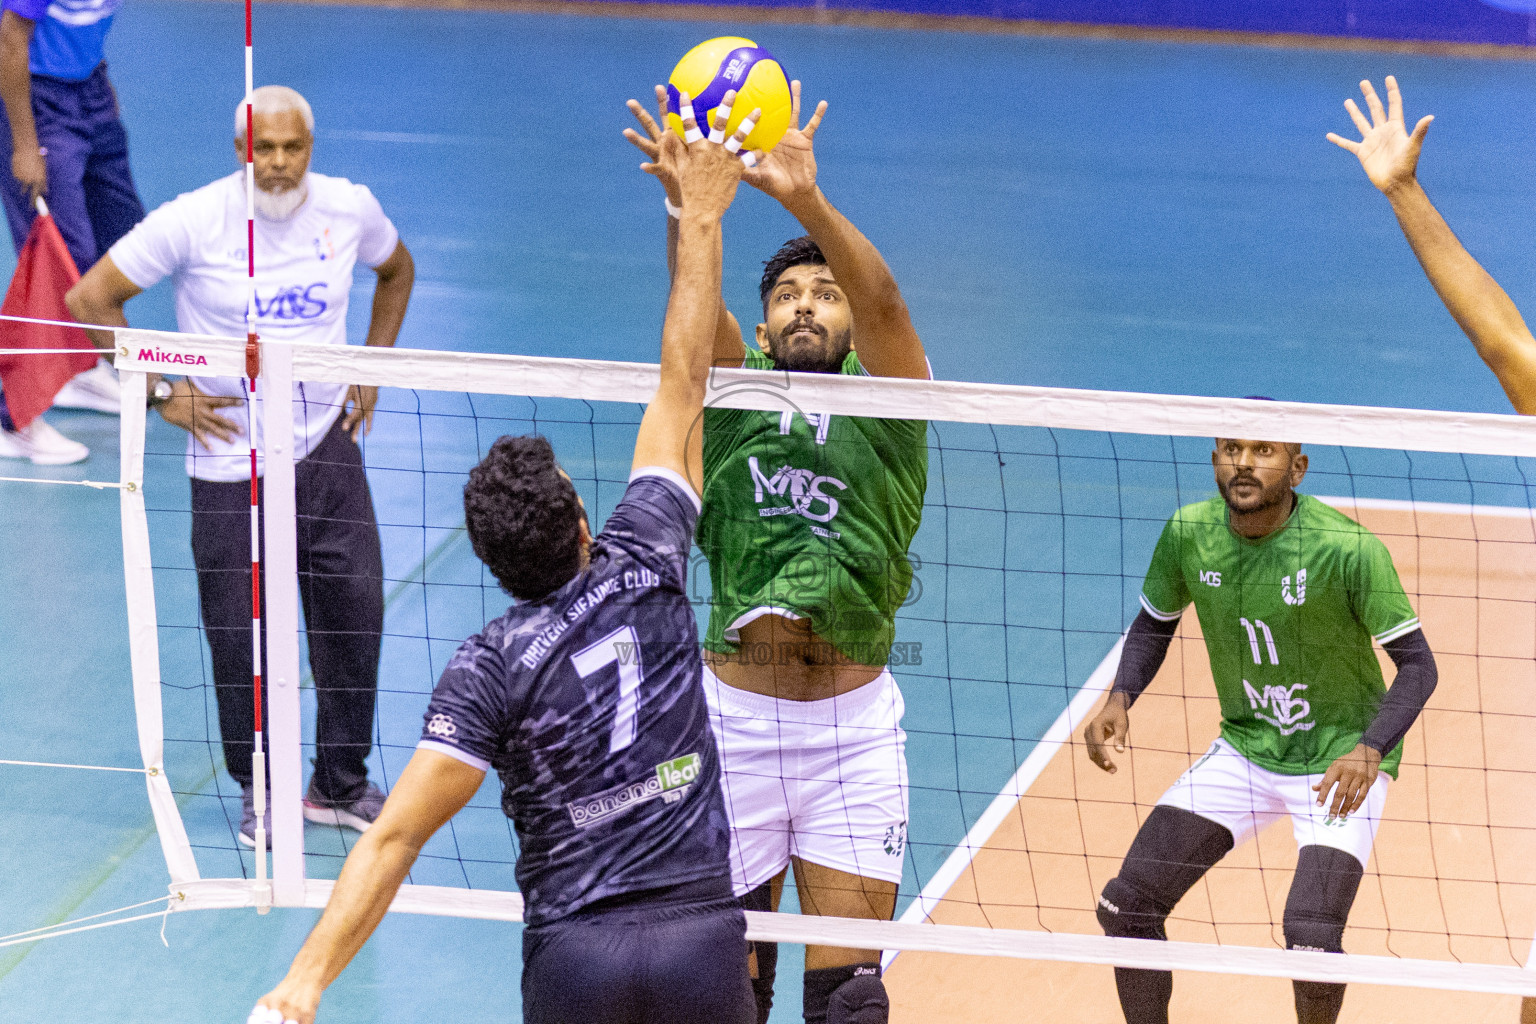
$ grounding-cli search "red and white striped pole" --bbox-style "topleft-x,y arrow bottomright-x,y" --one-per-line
243,0 -> 268,911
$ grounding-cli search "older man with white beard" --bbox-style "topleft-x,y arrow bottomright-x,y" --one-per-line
67,85 -> 415,847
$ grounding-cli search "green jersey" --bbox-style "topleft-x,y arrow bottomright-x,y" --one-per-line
697,347 -> 928,665
1140,493 -> 1419,778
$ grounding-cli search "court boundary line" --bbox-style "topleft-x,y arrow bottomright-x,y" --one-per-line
885,637 -> 1122,968
180,0 -> 1536,62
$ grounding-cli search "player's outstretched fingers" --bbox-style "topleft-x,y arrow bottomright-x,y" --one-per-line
1343,97 -> 1371,137
1385,74 -> 1404,124
1325,131 -> 1360,155
709,88 -> 737,144
725,108 -> 760,155
802,99 -> 828,140
1361,79 -> 1387,124
627,96 -> 664,144
623,124 -> 660,160
678,90 -> 703,144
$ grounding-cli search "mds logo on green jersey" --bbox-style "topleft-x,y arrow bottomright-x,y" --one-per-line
1242,680 -> 1314,735
748,456 -> 847,527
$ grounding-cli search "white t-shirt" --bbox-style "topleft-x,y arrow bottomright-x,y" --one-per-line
110,171 -> 400,481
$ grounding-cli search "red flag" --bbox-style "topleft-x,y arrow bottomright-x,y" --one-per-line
0,207 -> 96,429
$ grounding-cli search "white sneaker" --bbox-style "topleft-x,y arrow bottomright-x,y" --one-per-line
52,358 -> 120,414
0,417 -> 89,465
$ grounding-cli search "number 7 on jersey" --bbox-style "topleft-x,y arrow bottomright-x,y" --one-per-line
570,625 -> 645,753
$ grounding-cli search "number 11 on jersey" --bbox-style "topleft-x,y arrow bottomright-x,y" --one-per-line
571,625 -> 645,753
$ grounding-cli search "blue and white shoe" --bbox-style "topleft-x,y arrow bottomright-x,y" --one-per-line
302,781 -> 386,833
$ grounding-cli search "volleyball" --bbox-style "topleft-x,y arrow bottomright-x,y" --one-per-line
666,36 -> 793,154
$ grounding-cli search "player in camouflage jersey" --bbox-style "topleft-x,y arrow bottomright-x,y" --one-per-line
251,101 -> 755,1024
1083,435 -> 1438,1024
626,81 -> 928,1024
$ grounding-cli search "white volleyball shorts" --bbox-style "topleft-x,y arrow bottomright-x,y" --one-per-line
701,665 -> 910,894
1157,737 -> 1390,867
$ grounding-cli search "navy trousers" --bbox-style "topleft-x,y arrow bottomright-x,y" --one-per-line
191,419 -> 384,801
523,880 -> 754,1024
0,62 -> 144,272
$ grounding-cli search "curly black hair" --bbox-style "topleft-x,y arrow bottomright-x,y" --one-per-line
463,435 -> 585,601
759,235 -> 828,312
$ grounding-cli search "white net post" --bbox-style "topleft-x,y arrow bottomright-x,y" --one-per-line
260,339 -> 305,906
115,345 -> 198,886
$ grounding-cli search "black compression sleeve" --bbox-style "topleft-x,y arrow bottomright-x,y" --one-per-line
1111,609 -> 1180,708
1361,629 -> 1438,755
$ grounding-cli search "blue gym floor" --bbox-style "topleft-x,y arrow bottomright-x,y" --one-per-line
2,2 -> 1536,1019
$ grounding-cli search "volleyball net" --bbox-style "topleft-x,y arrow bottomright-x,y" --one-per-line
101,326 -> 1536,997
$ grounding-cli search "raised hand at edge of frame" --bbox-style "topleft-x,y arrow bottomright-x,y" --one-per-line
1083,690 -> 1131,774
249,992 -> 312,1024
1313,742 -> 1383,822
1326,75 -> 1434,197
742,79 -> 826,208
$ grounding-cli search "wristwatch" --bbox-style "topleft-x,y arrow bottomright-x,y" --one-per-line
147,378 -> 174,408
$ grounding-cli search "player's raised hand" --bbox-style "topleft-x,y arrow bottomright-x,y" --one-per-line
248,987 -> 316,1024
654,90 -> 754,221
1084,691 -> 1131,774
1327,76 -> 1434,196
625,85 -> 681,204
743,79 -> 826,207
1313,742 -> 1382,821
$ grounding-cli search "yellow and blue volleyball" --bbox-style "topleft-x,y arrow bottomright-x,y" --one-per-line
666,37 -> 792,154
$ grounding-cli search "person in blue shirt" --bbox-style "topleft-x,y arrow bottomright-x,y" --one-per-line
249,99 -> 758,1024
0,0 -> 140,462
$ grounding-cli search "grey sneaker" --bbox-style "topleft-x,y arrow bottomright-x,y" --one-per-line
239,783 -> 272,849
302,781 -> 386,833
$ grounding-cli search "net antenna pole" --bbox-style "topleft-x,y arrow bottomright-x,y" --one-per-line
242,0 -> 269,915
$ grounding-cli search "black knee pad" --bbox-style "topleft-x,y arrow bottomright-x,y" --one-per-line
741,882 -> 777,1024
828,969 -> 888,1024
804,963 -> 886,1024
1282,845 -> 1363,955
1283,846 -> 1362,1024
1097,876 -> 1169,941
1293,979 -> 1347,1024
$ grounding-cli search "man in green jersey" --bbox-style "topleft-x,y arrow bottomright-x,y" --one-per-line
1084,434 -> 1438,1024
626,83 -> 928,1024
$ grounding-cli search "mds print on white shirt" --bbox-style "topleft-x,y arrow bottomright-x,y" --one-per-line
109,171 -> 399,480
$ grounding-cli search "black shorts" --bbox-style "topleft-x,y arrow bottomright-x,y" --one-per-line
522,879 -> 753,1024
